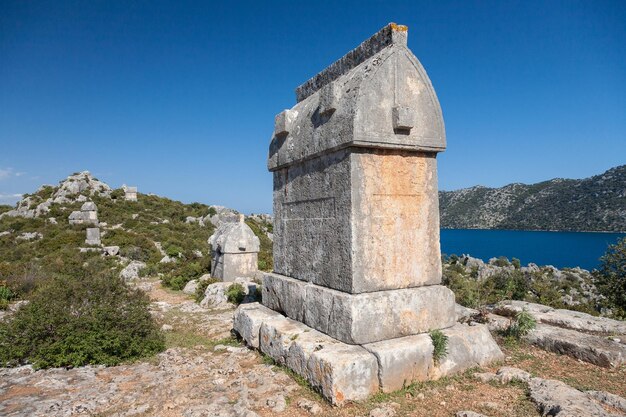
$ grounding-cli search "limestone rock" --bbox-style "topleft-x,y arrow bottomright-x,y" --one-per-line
205,205 -> 239,228
120,261 -> 146,281
495,367 -> 532,384
495,300 -> 626,335
529,377 -> 617,417
369,405 -> 396,417
586,390 -> 626,413
296,398 -> 322,415
103,246 -> 119,256
455,412 -> 487,417
199,278 -> 258,309
526,323 -> 625,368
183,279 -> 199,295
17,231 -> 42,241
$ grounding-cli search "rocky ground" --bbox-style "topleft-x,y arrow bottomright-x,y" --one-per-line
1,279 -> 625,417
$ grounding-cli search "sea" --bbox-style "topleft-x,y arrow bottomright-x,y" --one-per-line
440,229 -> 626,271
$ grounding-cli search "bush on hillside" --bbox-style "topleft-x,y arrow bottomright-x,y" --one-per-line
0,264 -> 165,368
595,237 -> 626,318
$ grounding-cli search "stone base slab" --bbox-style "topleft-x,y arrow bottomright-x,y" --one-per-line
262,272 -> 456,344
233,303 -> 504,404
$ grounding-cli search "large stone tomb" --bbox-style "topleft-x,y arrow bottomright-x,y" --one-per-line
233,23 -> 503,404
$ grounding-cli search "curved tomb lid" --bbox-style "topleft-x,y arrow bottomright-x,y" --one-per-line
209,215 -> 260,254
268,23 -> 445,171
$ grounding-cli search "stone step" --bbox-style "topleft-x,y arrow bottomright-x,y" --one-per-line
234,303 -> 504,404
262,272 -> 456,345
364,323 -> 504,393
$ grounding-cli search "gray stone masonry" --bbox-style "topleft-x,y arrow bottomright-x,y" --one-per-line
262,272 -> 456,344
233,23 -> 503,403
68,201 -> 98,225
208,214 -> 260,281
123,185 -> 138,202
85,228 -> 101,246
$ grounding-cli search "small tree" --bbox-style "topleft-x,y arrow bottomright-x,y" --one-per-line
595,237 -> 626,317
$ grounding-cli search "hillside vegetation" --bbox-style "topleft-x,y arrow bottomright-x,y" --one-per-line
439,165 -> 626,232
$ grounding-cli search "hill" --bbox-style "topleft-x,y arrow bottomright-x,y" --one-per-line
439,165 -> 626,232
0,171 -> 272,301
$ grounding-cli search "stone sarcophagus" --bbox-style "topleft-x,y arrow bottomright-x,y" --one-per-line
234,23 -> 502,404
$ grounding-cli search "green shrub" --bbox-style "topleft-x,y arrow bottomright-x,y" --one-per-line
195,277 -> 219,303
595,237 -> 626,317
0,286 -> 13,302
429,329 -> 448,364
505,309 -> 536,340
167,275 -> 188,291
165,244 -> 183,258
493,256 -> 510,267
0,268 -> 165,368
226,283 -> 246,305
0,299 -> 8,310
511,258 -> 521,269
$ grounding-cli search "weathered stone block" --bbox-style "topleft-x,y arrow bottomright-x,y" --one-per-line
233,303 -> 279,349
263,272 -> 456,344
318,81 -> 340,115
431,324 -> 505,379
526,324 -> 625,368
274,109 -> 296,136
244,305 -> 379,405
85,227 -> 101,246
364,333 -> 433,392
306,341 -> 379,404
272,150 -> 442,293
392,105 -> 416,130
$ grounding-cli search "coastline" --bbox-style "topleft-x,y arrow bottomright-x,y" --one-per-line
440,227 -> 626,234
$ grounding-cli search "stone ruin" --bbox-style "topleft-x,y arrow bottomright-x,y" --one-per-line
85,227 -> 101,246
68,201 -> 98,225
208,214 -> 260,281
233,23 -> 503,404
123,185 -> 138,202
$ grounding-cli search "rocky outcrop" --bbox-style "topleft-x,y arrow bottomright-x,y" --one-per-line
446,255 -> 601,307
119,261 -> 146,281
476,300 -> 626,368
495,300 -> 626,335
199,278 -> 259,309
439,165 -> 626,232
1,171 -> 111,220
474,366 -> 626,417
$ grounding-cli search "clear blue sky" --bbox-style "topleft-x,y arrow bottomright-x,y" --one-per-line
1,1 -> 625,213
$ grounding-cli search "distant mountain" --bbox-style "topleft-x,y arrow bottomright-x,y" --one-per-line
439,165 -> 626,232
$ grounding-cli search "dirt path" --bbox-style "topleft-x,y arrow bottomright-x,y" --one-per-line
1,279 -> 624,417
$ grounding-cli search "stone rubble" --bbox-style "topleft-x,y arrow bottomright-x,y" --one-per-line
119,260 -> 147,281
200,278 -> 260,309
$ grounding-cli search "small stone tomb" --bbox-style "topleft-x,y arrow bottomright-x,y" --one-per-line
209,214 -> 260,281
233,23 -> 503,404
123,185 -> 138,202
68,201 -> 98,225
